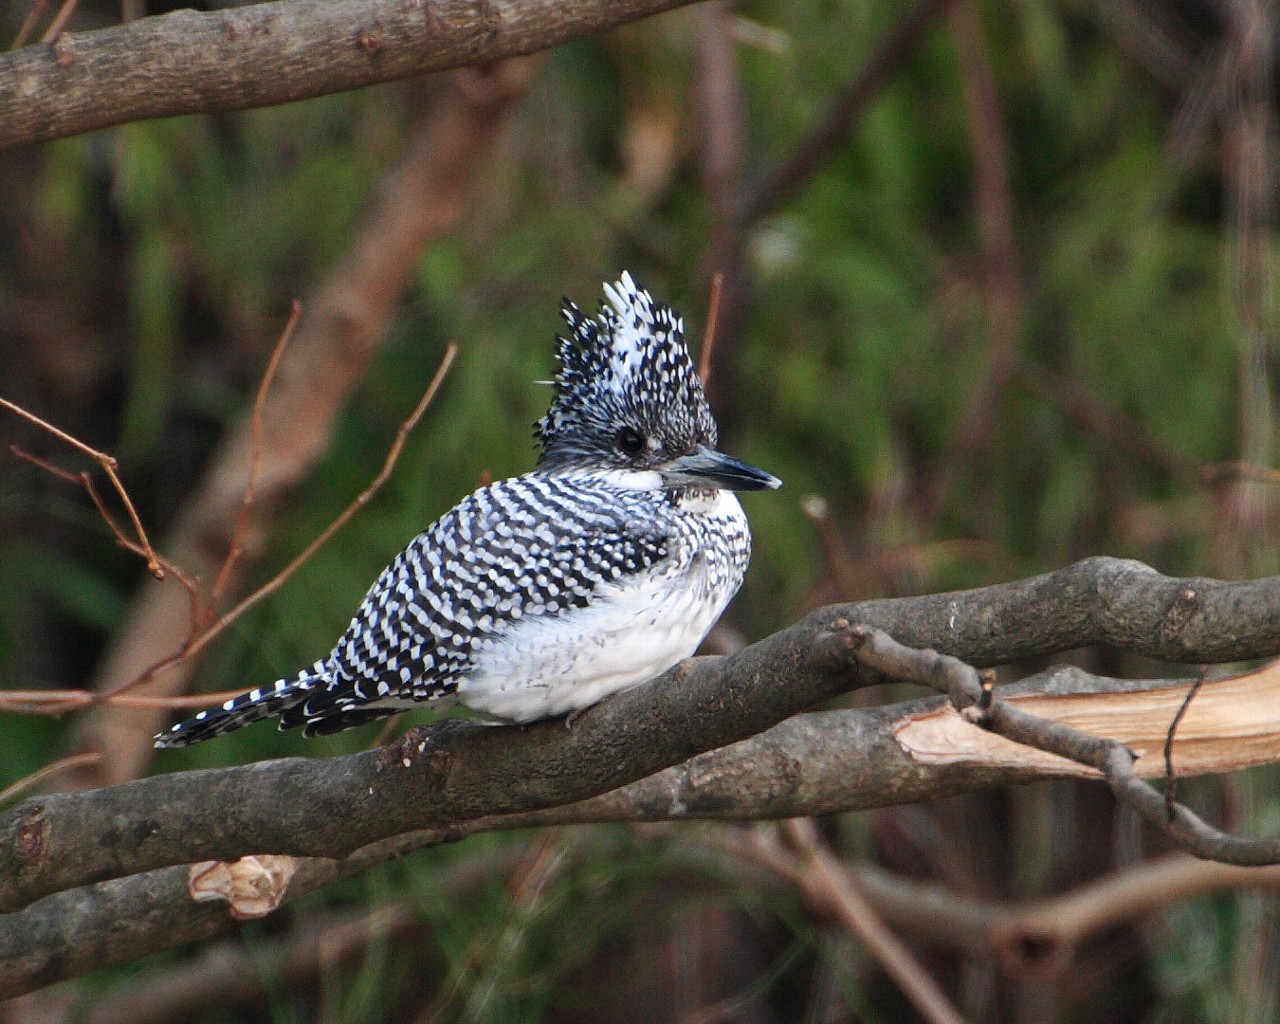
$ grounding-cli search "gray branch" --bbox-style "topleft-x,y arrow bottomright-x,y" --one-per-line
0,0 -> 704,150
1,556 -> 1276,909
0,669 -> 1258,997
3,557 -> 1280,994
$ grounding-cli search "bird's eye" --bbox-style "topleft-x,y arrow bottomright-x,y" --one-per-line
615,426 -> 646,455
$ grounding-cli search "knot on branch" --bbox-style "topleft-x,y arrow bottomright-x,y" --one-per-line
1159,585 -> 1203,643
189,854 -> 298,920
14,806 -> 49,865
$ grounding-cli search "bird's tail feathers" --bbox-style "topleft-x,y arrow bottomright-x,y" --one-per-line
152,663 -> 327,749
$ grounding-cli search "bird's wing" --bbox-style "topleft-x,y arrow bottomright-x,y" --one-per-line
293,476 -> 672,720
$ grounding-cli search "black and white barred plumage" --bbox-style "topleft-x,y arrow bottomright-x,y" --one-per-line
155,273 -> 780,748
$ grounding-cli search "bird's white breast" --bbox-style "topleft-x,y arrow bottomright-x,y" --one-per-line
457,489 -> 748,722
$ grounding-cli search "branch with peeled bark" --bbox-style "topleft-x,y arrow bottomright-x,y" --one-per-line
0,0 -> 704,150
4,558 -> 1280,994
3,662 -> 1279,995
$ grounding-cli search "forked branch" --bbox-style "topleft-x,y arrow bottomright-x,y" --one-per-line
0,396 -> 162,576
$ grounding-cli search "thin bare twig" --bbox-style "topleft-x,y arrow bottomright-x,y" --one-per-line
104,342 -> 459,698
8,446 -> 201,610
0,396 -> 162,577
697,271 -> 724,386
37,0 -> 80,43
737,0 -> 955,222
207,300 -> 300,611
423,833 -> 568,1021
1202,461 -> 1280,485
784,853 -> 1280,974
0,341 -> 456,719
783,819 -> 969,1024
801,495 -> 861,599
1014,359 -> 1200,485
10,0 -> 53,49
696,1 -> 748,414
802,494 -> 1002,601
925,0 -> 1021,518
0,688 -> 261,717
0,753 -> 102,804
1218,0 -> 1278,576
1164,666 -> 1207,822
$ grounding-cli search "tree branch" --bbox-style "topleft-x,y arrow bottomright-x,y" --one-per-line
4,650 -> 1280,993
736,0 -> 955,222
4,558 -> 1280,994
2,558 -> 1279,906
848,626 -> 1280,864
780,818 -> 967,1024
0,0 -> 704,151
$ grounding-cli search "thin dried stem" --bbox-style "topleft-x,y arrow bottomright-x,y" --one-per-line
421,832 -> 566,1022
783,819 -> 969,1024
208,301 -> 301,611
0,396 -> 162,577
0,688 -> 256,716
1164,667 -> 1207,821
5,340 -> 458,716
697,271 -> 724,387
0,753 -> 102,804
37,0 -> 80,43
926,0 -> 1021,517
10,0 -> 53,49
1201,460 -> 1280,485
8,445 -> 202,618
104,342 -> 459,698
738,0 -> 954,222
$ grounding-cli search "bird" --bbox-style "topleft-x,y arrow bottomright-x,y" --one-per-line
154,272 -> 780,748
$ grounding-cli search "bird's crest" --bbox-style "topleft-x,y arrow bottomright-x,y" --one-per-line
535,273 -> 716,469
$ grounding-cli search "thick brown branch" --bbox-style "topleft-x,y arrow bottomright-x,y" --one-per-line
3,657 -> 1280,994
0,0 -> 704,150
3,558 -> 1280,996
3,558 -> 1280,913
2,619 -> 881,917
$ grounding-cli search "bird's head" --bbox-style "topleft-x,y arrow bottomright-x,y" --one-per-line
534,273 -> 780,493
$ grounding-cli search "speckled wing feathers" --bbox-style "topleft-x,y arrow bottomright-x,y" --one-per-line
283,475 -> 672,733
155,476 -> 674,746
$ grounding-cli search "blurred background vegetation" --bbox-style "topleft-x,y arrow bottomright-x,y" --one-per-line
3,0 -> 1280,1020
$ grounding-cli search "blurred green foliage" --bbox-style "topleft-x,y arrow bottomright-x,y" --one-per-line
2,0 -> 1279,1019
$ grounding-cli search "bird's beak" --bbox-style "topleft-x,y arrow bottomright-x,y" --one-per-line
659,445 -> 782,491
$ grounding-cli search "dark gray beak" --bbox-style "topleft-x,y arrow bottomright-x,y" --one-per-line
659,445 -> 782,491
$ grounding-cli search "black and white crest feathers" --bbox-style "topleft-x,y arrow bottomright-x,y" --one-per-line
534,272 -> 716,472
